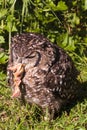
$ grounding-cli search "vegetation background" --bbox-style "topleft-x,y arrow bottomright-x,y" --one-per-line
0,0 -> 87,129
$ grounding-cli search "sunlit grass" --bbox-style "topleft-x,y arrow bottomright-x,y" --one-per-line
0,74 -> 87,130
0,61 -> 87,130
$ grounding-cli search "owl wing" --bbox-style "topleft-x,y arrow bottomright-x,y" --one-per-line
45,45 -> 79,100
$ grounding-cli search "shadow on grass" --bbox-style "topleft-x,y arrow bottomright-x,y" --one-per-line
61,81 -> 87,116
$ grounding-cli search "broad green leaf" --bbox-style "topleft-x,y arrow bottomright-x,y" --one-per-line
72,1 -> 77,6
75,16 -> 80,25
57,1 -> 68,11
61,33 -> 68,47
61,33 -> 76,51
65,36 -> 76,51
73,13 -> 80,25
7,15 -> 13,23
0,9 -> 8,19
0,71 -> 6,81
0,52 -> 8,64
12,23 -> 17,32
0,36 -> 5,44
43,18 -> 57,24
5,15 -> 16,32
49,1 -> 56,9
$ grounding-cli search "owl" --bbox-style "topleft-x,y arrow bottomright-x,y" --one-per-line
7,33 -> 79,119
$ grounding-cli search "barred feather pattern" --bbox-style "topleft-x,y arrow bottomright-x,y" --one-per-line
7,33 -> 79,119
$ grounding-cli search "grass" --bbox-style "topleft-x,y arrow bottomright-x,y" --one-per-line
0,77 -> 87,130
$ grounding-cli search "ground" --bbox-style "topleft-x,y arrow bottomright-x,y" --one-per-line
0,72 -> 87,130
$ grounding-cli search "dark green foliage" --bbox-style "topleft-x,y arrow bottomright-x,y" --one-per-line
0,0 -> 87,65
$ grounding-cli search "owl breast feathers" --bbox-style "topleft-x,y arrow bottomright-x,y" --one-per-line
7,33 -> 79,119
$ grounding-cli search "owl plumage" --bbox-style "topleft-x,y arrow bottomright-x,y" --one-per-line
7,33 -> 79,119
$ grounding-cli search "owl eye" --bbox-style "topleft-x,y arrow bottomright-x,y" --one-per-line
25,51 -> 41,66
24,51 -> 36,59
25,54 -> 35,59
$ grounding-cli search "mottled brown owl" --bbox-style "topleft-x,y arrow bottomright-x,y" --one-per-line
7,33 -> 79,119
